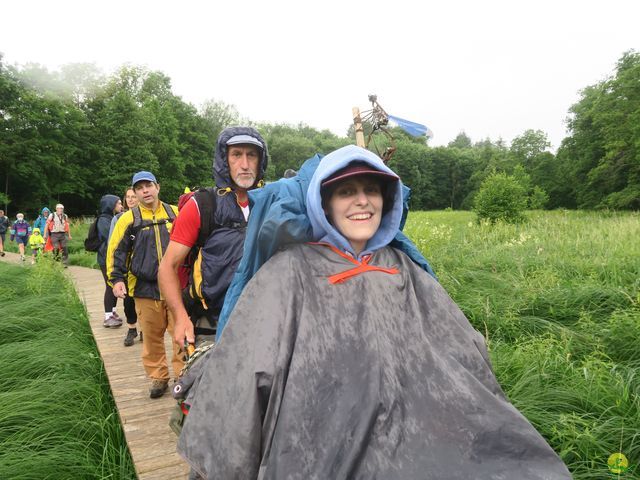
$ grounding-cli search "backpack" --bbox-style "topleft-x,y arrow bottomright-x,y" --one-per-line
84,216 -> 102,252
193,188 -> 220,249
182,188 -> 217,310
182,188 -> 247,323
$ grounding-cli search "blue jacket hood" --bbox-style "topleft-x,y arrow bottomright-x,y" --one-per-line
99,195 -> 120,215
40,207 -> 50,216
213,126 -> 268,189
306,145 -> 403,258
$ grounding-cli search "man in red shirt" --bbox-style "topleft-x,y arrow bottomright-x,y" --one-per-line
159,127 -> 268,350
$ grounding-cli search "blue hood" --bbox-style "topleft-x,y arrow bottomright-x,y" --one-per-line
99,194 -> 120,215
40,207 -> 50,216
213,126 -> 268,189
306,145 -> 403,259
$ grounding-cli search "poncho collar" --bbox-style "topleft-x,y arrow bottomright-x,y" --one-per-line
309,242 -> 399,284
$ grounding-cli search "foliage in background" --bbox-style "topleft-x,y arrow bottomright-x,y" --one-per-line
0,192 -> 9,208
558,50 -> 640,209
0,259 -> 135,479
473,171 -> 528,223
403,209 -> 640,478
1,50 -> 639,214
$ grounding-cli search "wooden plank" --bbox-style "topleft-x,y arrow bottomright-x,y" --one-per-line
139,463 -> 191,480
136,451 -> 186,473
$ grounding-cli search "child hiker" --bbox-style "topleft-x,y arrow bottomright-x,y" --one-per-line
28,228 -> 45,264
10,213 -> 32,262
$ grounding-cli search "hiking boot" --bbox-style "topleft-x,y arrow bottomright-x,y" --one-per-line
20,255 -> 25,262
0,251 -> 5,256
123,328 -> 138,347
103,314 -> 123,328
149,379 -> 169,399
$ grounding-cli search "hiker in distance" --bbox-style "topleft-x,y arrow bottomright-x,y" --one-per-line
95,194 -> 124,328
46,204 -> 72,266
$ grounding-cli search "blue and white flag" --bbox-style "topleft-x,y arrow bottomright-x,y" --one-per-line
388,114 -> 434,140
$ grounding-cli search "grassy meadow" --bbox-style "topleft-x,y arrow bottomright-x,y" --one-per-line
1,209 -> 638,477
404,209 -> 640,478
0,258 -> 135,479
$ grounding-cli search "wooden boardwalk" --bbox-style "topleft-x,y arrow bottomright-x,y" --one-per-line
1,253 -> 189,479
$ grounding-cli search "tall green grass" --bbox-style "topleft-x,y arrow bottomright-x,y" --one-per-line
0,259 -> 135,479
405,210 -> 640,478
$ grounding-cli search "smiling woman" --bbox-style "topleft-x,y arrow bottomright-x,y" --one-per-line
177,145 -> 572,479
320,163 -> 397,256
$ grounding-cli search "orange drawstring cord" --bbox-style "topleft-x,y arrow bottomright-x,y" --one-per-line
309,243 -> 400,284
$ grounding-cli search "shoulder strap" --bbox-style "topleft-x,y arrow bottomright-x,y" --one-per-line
161,202 -> 176,222
129,204 -> 176,239
128,206 -> 143,239
132,206 -> 142,228
194,188 -> 217,248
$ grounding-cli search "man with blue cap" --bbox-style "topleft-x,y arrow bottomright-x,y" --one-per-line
107,170 -> 183,399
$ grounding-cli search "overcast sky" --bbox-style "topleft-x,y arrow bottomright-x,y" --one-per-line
2,0 -> 638,150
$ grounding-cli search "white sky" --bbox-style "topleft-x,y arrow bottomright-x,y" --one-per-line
2,0 -> 638,150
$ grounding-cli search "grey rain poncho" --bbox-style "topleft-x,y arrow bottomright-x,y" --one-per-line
178,146 -> 571,479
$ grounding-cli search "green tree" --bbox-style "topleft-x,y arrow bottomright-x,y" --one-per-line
558,50 -> 640,209
448,131 -> 473,149
0,58 -> 91,214
266,129 -> 316,179
461,138 -> 512,209
529,185 -> 549,209
199,99 -> 243,143
387,139 -> 433,209
510,129 -> 551,166
474,172 -> 527,223
85,66 -> 213,205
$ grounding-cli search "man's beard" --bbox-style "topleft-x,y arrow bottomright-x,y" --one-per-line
233,174 -> 256,190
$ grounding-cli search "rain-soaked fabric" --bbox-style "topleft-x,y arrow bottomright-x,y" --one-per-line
178,243 -> 571,479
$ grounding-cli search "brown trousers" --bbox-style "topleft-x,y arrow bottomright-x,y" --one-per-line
135,297 -> 184,381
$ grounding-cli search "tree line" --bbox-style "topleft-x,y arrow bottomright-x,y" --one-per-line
1,50 -> 638,216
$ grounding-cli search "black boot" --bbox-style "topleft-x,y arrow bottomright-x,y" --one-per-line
123,328 -> 138,347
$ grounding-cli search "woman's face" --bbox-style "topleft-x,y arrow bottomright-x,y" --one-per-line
325,176 -> 383,255
125,189 -> 138,209
114,200 -> 123,214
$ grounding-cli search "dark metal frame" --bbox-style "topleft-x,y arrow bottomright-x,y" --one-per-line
358,94 -> 397,163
